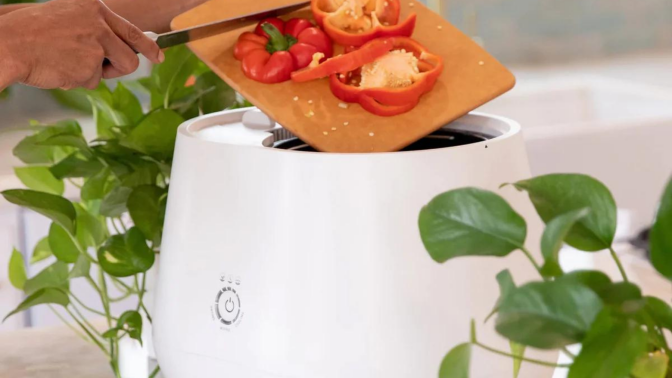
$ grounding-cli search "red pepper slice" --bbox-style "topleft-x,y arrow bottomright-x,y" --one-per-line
329,37 -> 443,116
291,37 -> 393,83
312,0 -> 416,47
234,17 -> 333,84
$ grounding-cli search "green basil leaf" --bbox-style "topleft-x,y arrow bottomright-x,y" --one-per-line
650,178 -> 672,279
3,288 -> 69,322
1,190 -> 76,233
419,188 -> 527,263
49,153 -> 104,179
23,261 -> 69,296
100,186 -> 133,218
439,343 -> 471,378
121,109 -> 184,160
495,280 -> 603,349
513,174 -> 617,251
97,227 -> 155,277
48,222 -> 80,263
74,203 -> 107,248
69,253 -> 91,279
510,341 -> 525,378
127,185 -> 166,244
631,351 -> 668,378
14,166 -> 64,195
539,208 -> 590,277
485,269 -> 516,322
31,237 -> 53,264
8,248 -> 27,290
567,311 -> 647,378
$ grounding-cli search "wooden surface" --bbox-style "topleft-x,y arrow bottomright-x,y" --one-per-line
172,0 -> 515,152
0,324 -> 113,378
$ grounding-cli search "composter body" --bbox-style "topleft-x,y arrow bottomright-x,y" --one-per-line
154,109 -> 552,377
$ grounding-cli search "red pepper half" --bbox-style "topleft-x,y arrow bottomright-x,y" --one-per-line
234,17 -> 333,84
329,37 -> 443,117
312,0 -> 416,47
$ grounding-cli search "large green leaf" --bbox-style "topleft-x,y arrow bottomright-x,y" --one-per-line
1,190 -> 76,233
74,203 -> 107,248
97,227 -> 155,277
539,208 -> 590,277
119,158 -> 159,188
122,109 -> 184,160
567,311 -> 647,378
50,88 -> 92,114
100,186 -> 132,218
495,280 -> 603,349
598,282 -> 643,313
513,174 -> 617,251
127,185 -> 166,244
8,248 -> 27,290
650,178 -> 672,280
23,261 -> 69,296
48,222 -> 80,263
3,288 -> 69,322
150,45 -> 200,109
419,188 -> 527,263
557,270 -> 612,293
112,82 -> 143,125
631,352 -> 668,378
439,343 -> 471,378
13,120 -> 81,164
49,153 -> 104,179
31,236 -> 53,263
14,166 -> 64,195
81,167 -> 114,201
639,297 -> 672,330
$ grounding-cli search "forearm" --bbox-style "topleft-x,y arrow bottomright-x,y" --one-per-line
104,0 -> 208,33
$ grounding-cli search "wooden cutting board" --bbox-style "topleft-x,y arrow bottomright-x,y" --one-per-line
172,0 -> 515,152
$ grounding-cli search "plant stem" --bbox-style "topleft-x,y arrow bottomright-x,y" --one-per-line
65,307 -> 110,357
109,291 -> 134,302
69,291 -> 110,318
609,247 -> 629,282
149,366 -> 161,378
67,179 -> 82,188
70,303 -> 105,337
137,273 -> 146,312
473,341 -> 571,368
520,247 -> 545,278
98,270 -> 113,328
141,302 -> 153,324
561,346 -> 577,359
48,304 -> 89,343
111,277 -> 136,293
116,217 -> 128,232
110,219 -> 122,235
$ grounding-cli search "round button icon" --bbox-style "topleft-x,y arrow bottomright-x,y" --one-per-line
216,287 -> 241,325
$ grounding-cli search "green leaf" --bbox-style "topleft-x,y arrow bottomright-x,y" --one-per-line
50,88 -> 93,114
13,120 -> 81,164
121,109 -> 184,160
100,186 -> 132,218
419,188 -> 527,263
510,341 -> 525,378
567,311 -> 647,378
539,208 -> 590,277
3,288 -> 69,322
557,270 -> 612,293
8,248 -> 27,290
1,190 -> 76,233
48,222 -> 80,263
14,166 -> 64,195
97,227 -> 155,277
23,261 -> 69,296
150,45 -> 200,109
49,153 -> 104,179
650,178 -> 672,280
631,351 -> 668,378
81,167 -> 114,201
69,254 -> 91,279
495,280 -> 603,349
31,237 -> 53,264
598,282 -> 643,313
640,297 -> 672,330
119,158 -> 159,188
87,83 -> 129,137
112,83 -> 143,125
486,269 -> 516,322
439,343 -> 471,378
127,185 -> 166,244
74,203 -> 107,248
118,310 -> 143,344
513,174 -> 617,251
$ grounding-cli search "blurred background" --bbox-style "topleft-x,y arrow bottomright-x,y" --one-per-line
0,0 -> 671,340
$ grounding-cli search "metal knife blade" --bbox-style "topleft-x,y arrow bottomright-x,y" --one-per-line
150,1 -> 311,49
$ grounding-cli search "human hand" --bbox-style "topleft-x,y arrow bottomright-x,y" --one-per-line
0,0 -> 164,90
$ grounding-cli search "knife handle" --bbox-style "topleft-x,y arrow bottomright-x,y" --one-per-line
102,32 -> 159,67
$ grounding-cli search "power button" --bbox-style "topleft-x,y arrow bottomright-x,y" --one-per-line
215,287 -> 241,325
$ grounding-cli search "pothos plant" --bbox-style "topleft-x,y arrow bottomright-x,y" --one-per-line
419,173 -> 672,378
4,45 -> 250,378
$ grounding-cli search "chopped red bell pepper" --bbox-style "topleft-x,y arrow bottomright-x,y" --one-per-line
234,17 -> 333,84
312,0 -> 416,47
329,37 -> 443,117
291,37 -> 393,82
